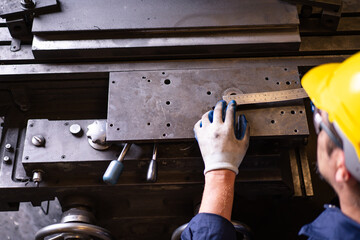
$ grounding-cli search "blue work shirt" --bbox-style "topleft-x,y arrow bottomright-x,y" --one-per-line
299,204 -> 360,240
181,213 -> 236,240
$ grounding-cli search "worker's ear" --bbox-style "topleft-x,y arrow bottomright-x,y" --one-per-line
334,149 -> 350,183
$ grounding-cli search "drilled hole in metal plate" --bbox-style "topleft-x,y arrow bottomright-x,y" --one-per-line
166,101 -> 170,105
64,122 -> 69,126
109,124 -> 114,127
116,128 -> 120,131
207,91 -> 211,95
291,110 -> 296,114
164,79 -> 171,85
61,155 -> 66,159
265,77 -> 269,80
299,110 -> 303,114
286,81 -> 291,85
167,123 -> 171,127
163,133 -> 166,137
142,76 -> 146,79
162,72 -> 165,75
284,68 -> 288,71
294,129 -> 298,133
147,79 -> 151,83
276,82 -> 280,85
29,123 -> 34,127
24,156 -> 29,160
271,120 -> 275,124
147,122 -> 150,126
280,111 -> 285,115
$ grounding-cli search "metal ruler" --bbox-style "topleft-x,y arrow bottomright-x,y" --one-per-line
223,88 -> 308,105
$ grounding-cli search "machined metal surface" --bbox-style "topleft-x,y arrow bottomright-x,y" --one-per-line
32,0 -> 298,34
31,29 -> 301,60
107,68 -> 308,142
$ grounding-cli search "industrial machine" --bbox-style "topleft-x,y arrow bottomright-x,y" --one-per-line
0,0 -> 359,239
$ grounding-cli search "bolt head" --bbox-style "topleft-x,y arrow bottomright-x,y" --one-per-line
5,144 -> 12,151
31,135 -> 45,147
3,156 -> 10,163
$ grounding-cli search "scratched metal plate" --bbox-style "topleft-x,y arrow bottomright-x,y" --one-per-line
107,67 -> 309,141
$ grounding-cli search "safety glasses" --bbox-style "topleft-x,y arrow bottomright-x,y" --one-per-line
311,102 -> 343,149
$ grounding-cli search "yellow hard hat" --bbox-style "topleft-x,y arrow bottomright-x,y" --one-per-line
302,52 -> 360,181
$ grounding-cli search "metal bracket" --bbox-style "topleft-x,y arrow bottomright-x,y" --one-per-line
10,38 -> 21,52
0,0 -> 59,41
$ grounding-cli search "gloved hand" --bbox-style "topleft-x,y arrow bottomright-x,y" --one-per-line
194,100 -> 250,175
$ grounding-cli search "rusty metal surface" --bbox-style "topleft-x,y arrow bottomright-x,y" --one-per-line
107,68 -> 308,142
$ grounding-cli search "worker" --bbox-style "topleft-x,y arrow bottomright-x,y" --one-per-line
181,52 -> 360,239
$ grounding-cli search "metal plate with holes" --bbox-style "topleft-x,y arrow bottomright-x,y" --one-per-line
22,119 -> 119,176
107,68 -> 309,142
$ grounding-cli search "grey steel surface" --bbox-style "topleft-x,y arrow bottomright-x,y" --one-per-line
107,68 -> 308,142
0,55 -> 349,78
0,200 -> 62,240
32,0 -> 298,34
31,28 -> 300,60
22,119 -> 119,173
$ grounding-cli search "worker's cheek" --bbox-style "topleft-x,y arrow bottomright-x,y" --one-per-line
316,131 -> 331,181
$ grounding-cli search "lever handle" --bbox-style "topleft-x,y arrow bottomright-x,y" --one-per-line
103,143 -> 131,185
146,144 -> 158,182
103,160 -> 124,185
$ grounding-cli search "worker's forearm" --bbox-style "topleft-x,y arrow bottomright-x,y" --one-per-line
199,170 -> 236,221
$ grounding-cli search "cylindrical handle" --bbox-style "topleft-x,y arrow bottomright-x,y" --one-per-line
103,143 -> 131,185
146,144 -> 158,182
146,159 -> 157,182
103,160 -> 124,185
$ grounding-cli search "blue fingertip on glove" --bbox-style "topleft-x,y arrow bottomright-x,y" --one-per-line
238,114 -> 247,140
208,110 -> 214,123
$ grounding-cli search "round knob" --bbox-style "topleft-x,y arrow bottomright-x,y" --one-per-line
86,120 -> 111,150
69,124 -> 82,136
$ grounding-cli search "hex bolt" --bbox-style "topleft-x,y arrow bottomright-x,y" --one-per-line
5,144 -> 13,152
31,135 -> 45,147
69,124 -> 82,136
3,156 -> 11,163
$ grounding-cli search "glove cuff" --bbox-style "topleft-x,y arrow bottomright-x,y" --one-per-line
203,153 -> 240,175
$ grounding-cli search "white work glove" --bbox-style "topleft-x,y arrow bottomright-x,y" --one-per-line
194,100 -> 250,175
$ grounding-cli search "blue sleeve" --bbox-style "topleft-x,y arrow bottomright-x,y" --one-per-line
181,213 -> 237,240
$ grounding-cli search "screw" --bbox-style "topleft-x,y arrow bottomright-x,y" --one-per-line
3,156 -> 11,163
31,135 -> 45,147
5,144 -> 13,152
